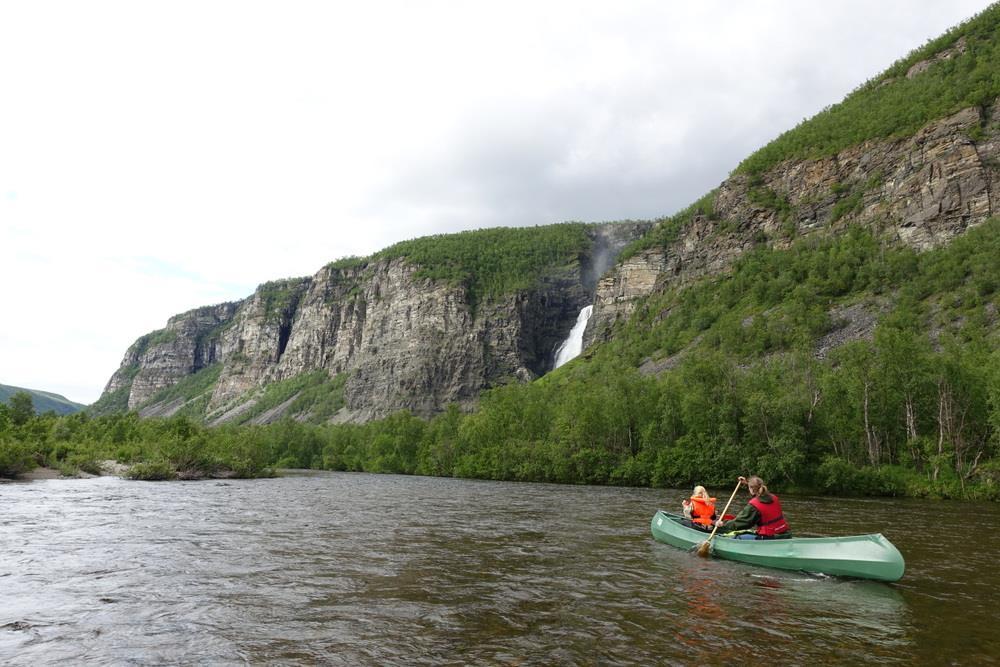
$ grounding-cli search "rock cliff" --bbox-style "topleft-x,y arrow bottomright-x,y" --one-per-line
98,223 -> 650,422
587,100 -> 1000,344
103,303 -> 239,409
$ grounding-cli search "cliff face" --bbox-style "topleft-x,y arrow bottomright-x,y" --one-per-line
103,303 -> 239,408
99,223 -> 650,422
587,102 -> 1000,344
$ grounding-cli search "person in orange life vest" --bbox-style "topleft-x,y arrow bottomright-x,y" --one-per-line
713,475 -> 791,540
681,485 -> 717,528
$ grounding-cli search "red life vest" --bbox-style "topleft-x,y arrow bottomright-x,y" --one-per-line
689,496 -> 717,526
748,494 -> 789,536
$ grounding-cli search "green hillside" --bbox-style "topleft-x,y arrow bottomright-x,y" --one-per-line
0,384 -> 86,416
736,4 -> 1000,175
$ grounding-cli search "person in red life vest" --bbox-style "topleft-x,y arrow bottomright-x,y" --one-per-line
681,485 -> 717,529
713,475 -> 791,539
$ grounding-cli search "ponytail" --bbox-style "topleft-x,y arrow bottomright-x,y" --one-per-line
747,475 -> 770,499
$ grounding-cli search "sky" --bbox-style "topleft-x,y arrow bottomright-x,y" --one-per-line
0,0 -> 991,405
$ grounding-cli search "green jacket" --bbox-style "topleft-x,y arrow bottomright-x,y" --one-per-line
717,502 -> 761,533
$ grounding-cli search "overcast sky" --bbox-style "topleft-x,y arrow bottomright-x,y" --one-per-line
0,1 -> 990,404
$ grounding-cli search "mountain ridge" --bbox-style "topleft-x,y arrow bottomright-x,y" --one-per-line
0,384 -> 86,416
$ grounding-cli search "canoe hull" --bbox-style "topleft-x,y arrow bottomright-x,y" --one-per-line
650,510 -> 905,582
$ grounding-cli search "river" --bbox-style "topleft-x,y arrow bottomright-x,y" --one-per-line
2,471 -> 998,665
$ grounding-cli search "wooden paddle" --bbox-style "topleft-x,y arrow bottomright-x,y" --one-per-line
697,478 -> 744,558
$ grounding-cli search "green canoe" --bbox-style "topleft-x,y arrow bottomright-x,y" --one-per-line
650,510 -> 905,582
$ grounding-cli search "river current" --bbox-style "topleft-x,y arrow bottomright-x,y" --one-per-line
2,471 -> 998,665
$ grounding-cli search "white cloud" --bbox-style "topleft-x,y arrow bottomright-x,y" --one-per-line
0,0 -> 990,403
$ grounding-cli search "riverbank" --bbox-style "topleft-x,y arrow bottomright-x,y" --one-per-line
0,459 -> 266,483
0,460 -> 131,483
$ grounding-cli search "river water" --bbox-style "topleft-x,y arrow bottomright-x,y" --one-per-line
2,471 -> 998,665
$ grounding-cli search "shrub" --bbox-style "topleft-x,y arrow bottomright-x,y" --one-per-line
815,456 -> 881,495
126,460 -> 177,481
0,439 -> 36,478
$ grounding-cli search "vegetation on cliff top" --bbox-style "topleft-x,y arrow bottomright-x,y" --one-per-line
327,222 -> 612,312
257,277 -> 310,321
736,3 -> 1000,175
625,4 -> 1000,298
375,224 -> 593,311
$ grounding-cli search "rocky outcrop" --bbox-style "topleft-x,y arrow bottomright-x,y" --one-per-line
716,105 -> 994,249
211,277 -> 312,407
588,101 -> 1000,343
905,37 -> 967,79
99,223 -> 650,422
814,301 -> 886,360
103,303 -> 239,409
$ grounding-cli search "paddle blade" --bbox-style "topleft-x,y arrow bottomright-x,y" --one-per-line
696,541 -> 711,558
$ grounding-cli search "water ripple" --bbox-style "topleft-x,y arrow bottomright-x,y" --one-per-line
2,474 -> 999,664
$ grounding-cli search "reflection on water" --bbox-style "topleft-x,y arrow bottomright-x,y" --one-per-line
647,534 -> 912,664
1,472 -> 997,665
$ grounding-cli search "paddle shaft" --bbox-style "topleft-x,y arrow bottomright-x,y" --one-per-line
700,480 -> 743,551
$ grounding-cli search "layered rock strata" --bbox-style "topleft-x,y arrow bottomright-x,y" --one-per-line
587,102 -> 1000,344
100,223 -> 650,422
104,303 -> 239,408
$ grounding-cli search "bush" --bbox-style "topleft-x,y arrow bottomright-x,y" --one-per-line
0,439 -> 36,478
816,458 -> 925,497
125,460 -> 177,481
816,456 -> 881,495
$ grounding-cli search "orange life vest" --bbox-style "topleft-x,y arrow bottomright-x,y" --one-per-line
689,496 -> 717,526
749,494 -> 789,536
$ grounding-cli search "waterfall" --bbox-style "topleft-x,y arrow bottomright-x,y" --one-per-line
553,305 -> 593,369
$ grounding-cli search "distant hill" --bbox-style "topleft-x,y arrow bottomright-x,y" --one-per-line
0,384 -> 87,415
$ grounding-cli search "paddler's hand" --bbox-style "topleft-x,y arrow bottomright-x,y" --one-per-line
714,519 -> 725,527
737,476 -> 747,485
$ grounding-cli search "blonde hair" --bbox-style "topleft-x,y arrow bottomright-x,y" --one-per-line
747,476 -> 769,498
692,485 -> 709,500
